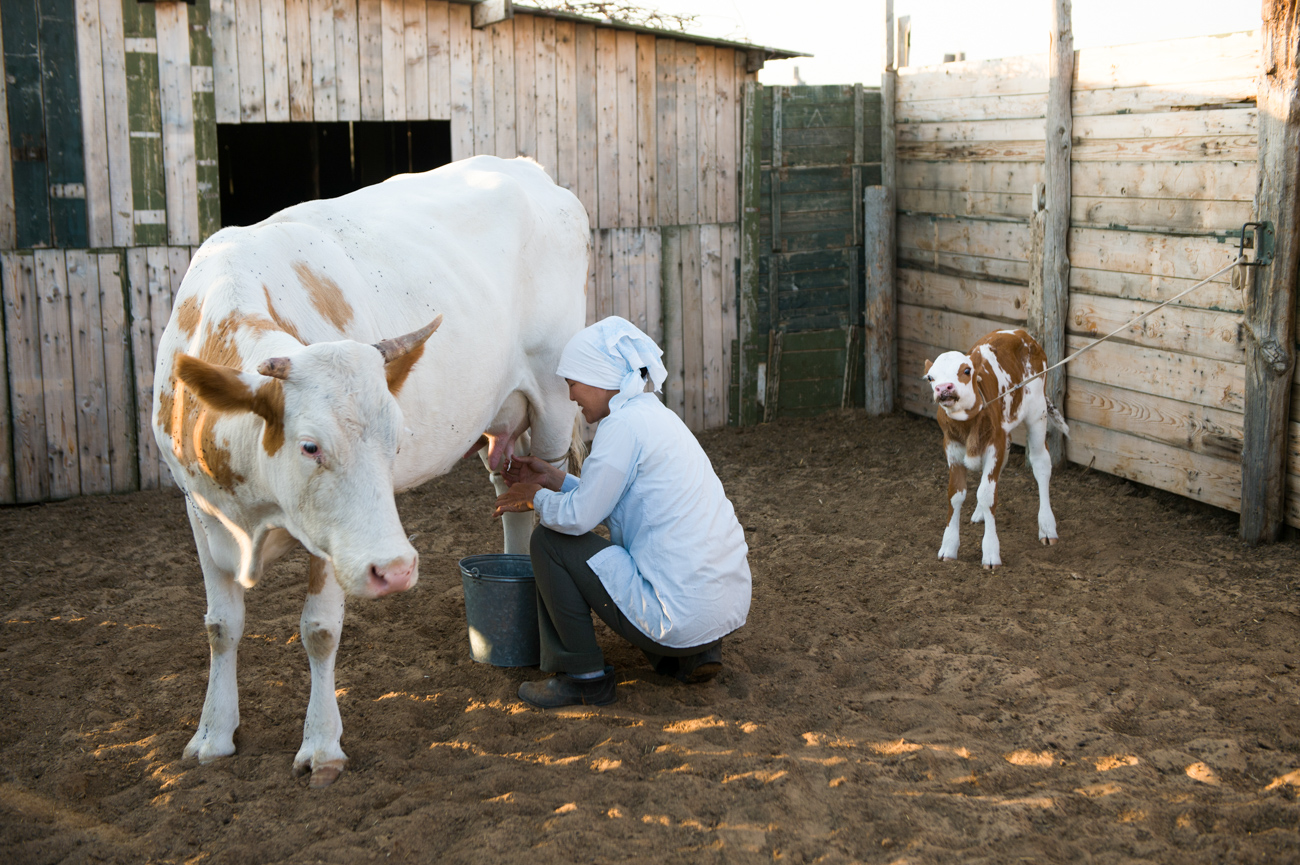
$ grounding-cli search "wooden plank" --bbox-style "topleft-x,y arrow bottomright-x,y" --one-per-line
125,249 -> 157,489
5,0 -> 51,249
534,16 -> 557,179
897,268 -> 1027,323
681,224 -> 703,431
334,0 -> 361,120
0,259 -> 9,496
1066,419 -> 1241,513
1066,334 -> 1245,413
1066,378 -> 1243,463
594,27 -> 618,229
1074,106 -> 1256,142
615,30 -> 638,228
1073,78 -> 1259,118
491,19 -> 516,157
3,253 -> 47,501
899,160 -> 1043,197
1071,265 -> 1243,314
284,0 -> 313,120
720,222 -> 737,422
1241,5 -> 1297,543
100,0 -> 137,243
676,40 -> 697,225
39,0 -> 89,248
899,139 -> 1046,163
595,228 -> 613,321
426,0 -> 449,118
380,0 -> 405,120
358,0 -> 383,120
447,1 -> 471,156
898,91 -> 1047,124
700,222 -> 724,429
715,48 -> 736,225
512,13 -> 535,160
210,0 -> 240,122
695,45 -> 716,225
899,187 -> 1030,221
897,302 -> 1007,355
645,227 -> 663,346
235,0 -> 266,120
66,251 -> 111,495
655,38 -> 677,226
189,0 -> 221,243
1072,160 -> 1255,202
737,81 -> 760,426
1069,292 -> 1243,365
403,0 -> 428,119
1074,31 -> 1259,93
864,186 -> 895,414
75,0 -> 113,247
97,252 -> 136,492
573,23 -> 597,221
660,225 -> 685,419
896,117 -> 1047,144
626,228 -> 647,333
0,12 -> 17,248
147,247 -> 179,486
308,0 -> 337,120
261,0 -> 290,121
1071,195 -> 1252,235
1068,226 -> 1242,284
632,33 -> 656,227
554,19 -> 576,189
471,21 -> 493,155
897,214 -> 1032,263
35,250 -> 80,500
157,3 -> 201,246
896,53 -> 1048,102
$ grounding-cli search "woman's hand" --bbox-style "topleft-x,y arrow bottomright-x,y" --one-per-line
502,455 -> 566,492
493,483 -> 542,518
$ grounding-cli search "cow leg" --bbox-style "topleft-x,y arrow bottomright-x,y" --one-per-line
975,443 -> 1005,569
294,556 -> 348,787
481,431 -> 534,554
1025,413 -> 1059,544
184,504 -> 246,763
938,458 -> 967,562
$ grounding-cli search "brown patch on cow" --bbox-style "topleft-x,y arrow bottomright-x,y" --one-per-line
262,285 -> 306,344
384,340 -> 425,395
308,555 -> 328,595
292,261 -> 354,331
253,379 -> 286,455
175,295 -> 201,338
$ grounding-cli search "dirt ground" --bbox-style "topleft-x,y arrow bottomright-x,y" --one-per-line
3,410 -> 1300,864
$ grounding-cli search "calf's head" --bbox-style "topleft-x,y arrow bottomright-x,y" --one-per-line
923,350 -> 980,417
175,316 -> 442,599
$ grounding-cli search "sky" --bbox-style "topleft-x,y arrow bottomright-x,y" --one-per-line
629,0 -> 1263,86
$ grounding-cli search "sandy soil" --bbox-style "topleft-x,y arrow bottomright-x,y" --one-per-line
3,410 -> 1300,864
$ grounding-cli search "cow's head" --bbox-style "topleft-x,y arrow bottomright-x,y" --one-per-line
923,350 -> 979,417
174,316 -> 442,599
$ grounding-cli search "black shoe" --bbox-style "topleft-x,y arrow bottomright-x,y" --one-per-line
518,666 -> 617,708
674,646 -> 723,684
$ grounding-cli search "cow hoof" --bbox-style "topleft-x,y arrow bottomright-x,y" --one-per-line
939,554 -> 958,562
184,735 -> 236,764
310,763 -> 344,788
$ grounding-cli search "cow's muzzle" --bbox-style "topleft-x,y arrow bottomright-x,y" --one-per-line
367,553 -> 419,597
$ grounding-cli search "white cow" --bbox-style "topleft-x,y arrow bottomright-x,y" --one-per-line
152,156 -> 589,786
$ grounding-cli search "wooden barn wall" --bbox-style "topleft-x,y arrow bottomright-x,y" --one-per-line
0,2 -> 756,502
894,31 -> 1262,519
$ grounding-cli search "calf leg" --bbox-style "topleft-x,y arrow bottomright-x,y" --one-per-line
938,461 -> 967,561
1025,413 -> 1059,544
294,556 -> 348,787
975,443 -> 1006,569
184,504 -> 246,763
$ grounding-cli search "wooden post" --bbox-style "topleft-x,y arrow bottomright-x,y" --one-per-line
863,0 -> 897,415
1040,0 -> 1073,467
1241,1 -> 1300,544
737,80 -> 762,426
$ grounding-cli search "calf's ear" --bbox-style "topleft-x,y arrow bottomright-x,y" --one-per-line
923,359 -> 932,374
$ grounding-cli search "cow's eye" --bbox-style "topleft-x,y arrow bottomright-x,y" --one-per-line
301,442 -> 320,457
925,375 -> 933,382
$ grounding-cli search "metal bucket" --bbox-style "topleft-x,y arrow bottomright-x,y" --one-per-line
458,554 -> 540,667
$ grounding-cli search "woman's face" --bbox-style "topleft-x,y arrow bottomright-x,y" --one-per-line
566,379 -> 619,424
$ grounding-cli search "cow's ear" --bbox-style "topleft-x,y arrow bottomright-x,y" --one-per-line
923,359 -> 932,374
176,354 -> 258,414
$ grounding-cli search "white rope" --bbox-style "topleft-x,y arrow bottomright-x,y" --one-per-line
992,254 -> 1247,404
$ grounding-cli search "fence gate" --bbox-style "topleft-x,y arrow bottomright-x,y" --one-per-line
735,83 -> 882,422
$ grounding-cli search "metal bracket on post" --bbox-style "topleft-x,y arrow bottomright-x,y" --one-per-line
1239,221 -> 1275,267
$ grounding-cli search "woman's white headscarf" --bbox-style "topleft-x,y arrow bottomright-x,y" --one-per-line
556,316 -> 668,414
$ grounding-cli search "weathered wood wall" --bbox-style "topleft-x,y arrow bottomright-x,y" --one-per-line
0,1 -> 760,502
895,31 -> 1266,519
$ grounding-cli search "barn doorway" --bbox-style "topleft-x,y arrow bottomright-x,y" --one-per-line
216,120 -> 452,227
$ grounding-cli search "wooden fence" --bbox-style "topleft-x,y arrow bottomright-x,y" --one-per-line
893,31 -> 1269,520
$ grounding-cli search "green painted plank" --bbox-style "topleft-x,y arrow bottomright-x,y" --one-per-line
761,166 -> 852,195
783,126 -> 856,148
3,0 -> 50,247
779,288 -> 851,314
124,0 -> 165,246
190,0 -> 221,239
779,347 -> 845,381
776,376 -> 843,411
781,144 -> 862,166
38,0 -> 88,248
782,328 -> 851,353
779,189 -> 854,214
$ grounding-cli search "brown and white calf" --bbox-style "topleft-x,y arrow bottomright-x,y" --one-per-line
923,329 -> 1069,569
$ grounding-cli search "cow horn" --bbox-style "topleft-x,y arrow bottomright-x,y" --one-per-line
373,314 -> 443,364
258,357 -> 292,379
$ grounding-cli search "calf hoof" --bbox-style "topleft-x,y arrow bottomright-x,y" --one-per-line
982,561 -> 1001,570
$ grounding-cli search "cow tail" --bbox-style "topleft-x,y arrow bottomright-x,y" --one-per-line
566,415 -> 588,476
1045,396 -> 1070,437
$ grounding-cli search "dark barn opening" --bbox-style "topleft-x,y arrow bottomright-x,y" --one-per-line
217,120 -> 452,227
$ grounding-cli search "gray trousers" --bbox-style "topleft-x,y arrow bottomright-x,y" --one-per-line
530,525 -> 721,675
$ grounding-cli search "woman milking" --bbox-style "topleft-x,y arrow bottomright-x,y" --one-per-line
492,316 -> 752,708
